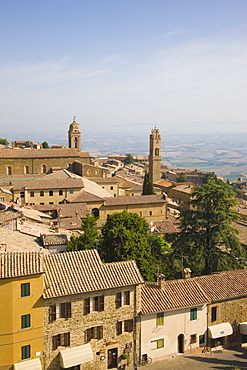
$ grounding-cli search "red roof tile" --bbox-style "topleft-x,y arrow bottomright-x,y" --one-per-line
141,279 -> 209,314
0,251 -> 44,278
43,249 -> 144,299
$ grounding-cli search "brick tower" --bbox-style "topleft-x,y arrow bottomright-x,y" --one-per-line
149,127 -> 161,183
68,116 -> 81,151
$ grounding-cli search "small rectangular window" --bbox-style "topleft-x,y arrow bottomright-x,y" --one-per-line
190,308 -> 197,321
116,321 -> 122,335
59,190 -> 63,196
21,345 -> 30,360
156,312 -> 164,326
110,186 -> 113,190
190,334 -> 197,344
69,190 -> 74,194
151,338 -> 164,349
30,191 -> 34,197
21,314 -> 30,329
149,211 -> 152,216
124,319 -> 133,332
211,306 -> 218,322
199,334 -> 205,345
21,283 -> 30,297
40,191 -> 44,197
49,190 -> 53,196
20,191 -> 24,198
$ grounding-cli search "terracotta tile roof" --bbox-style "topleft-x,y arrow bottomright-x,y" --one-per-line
11,178 -> 84,191
43,249 -> 144,299
141,279 -> 209,314
41,234 -> 68,246
89,177 -> 118,184
104,194 -> 166,206
233,222 -> 247,247
0,148 -> 90,159
66,190 -> 105,203
0,251 -> 44,279
195,269 -> 247,302
59,216 -> 82,230
34,203 -> 88,219
172,184 -> 194,194
150,220 -> 179,234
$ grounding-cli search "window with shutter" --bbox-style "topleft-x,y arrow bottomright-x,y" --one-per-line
99,295 -> 104,311
52,335 -> 58,350
124,291 -> 130,305
60,303 -> 66,318
124,319 -> 133,332
84,298 -> 90,314
116,292 -> 122,308
117,321 -> 122,335
65,302 -> 71,318
50,305 -> 56,322
98,326 -> 103,339
156,312 -> 164,326
64,332 -> 70,346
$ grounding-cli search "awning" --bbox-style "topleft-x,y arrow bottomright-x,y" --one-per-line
13,358 -> 42,370
60,344 -> 93,368
240,322 -> 247,335
208,322 -> 233,339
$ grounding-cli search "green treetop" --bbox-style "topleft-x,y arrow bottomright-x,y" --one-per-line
176,173 -> 188,182
124,154 -> 135,165
0,138 -> 9,146
142,172 -> 155,195
99,210 -> 159,280
170,176 -> 246,276
42,141 -> 49,148
67,213 -> 99,251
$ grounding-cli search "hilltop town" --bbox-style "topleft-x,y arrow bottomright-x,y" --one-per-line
0,118 -> 247,370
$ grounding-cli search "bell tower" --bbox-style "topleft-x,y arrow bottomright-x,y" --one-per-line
149,127 -> 161,183
68,116 -> 81,151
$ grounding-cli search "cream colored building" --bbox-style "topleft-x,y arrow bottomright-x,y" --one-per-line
140,275 -> 209,362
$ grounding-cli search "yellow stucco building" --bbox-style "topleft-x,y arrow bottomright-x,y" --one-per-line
0,252 -> 44,370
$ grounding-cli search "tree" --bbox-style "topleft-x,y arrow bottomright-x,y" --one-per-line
142,172 -> 155,195
99,211 -> 157,280
124,154 -> 135,165
170,176 -> 246,276
67,213 -> 99,251
0,138 -> 9,145
42,141 -> 49,148
176,173 -> 188,182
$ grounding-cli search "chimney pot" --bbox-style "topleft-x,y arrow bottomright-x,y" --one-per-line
157,274 -> 166,289
182,268 -> 192,279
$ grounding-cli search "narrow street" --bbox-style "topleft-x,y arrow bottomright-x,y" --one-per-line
126,347 -> 247,370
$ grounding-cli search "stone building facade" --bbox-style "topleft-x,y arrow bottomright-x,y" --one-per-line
43,250 -> 143,370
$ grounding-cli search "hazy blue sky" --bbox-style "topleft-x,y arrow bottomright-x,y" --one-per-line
0,0 -> 246,136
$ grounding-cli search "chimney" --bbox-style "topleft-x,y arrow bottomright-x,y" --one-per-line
182,268 -> 192,279
157,274 -> 166,289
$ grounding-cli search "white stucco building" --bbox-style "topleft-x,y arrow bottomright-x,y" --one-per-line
140,274 -> 210,362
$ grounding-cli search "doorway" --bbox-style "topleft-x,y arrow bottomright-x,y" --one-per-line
108,348 -> 118,369
178,334 -> 184,353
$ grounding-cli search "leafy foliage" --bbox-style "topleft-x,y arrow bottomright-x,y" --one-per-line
0,138 -> 9,145
99,211 -> 162,280
67,214 -> 99,251
170,176 -> 246,276
176,173 -> 188,182
42,141 -> 49,148
124,154 -> 135,165
142,172 -> 155,195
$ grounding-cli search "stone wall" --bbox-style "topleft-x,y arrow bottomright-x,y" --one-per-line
44,284 -> 142,370
208,297 -> 247,348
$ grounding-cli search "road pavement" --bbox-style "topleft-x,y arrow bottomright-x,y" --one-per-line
125,347 -> 247,370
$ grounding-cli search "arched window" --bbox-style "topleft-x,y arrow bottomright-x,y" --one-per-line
7,166 -> 12,175
24,165 -> 29,174
92,208 -> 99,218
155,148 -> 159,156
41,164 -> 47,174
74,137 -> 78,149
